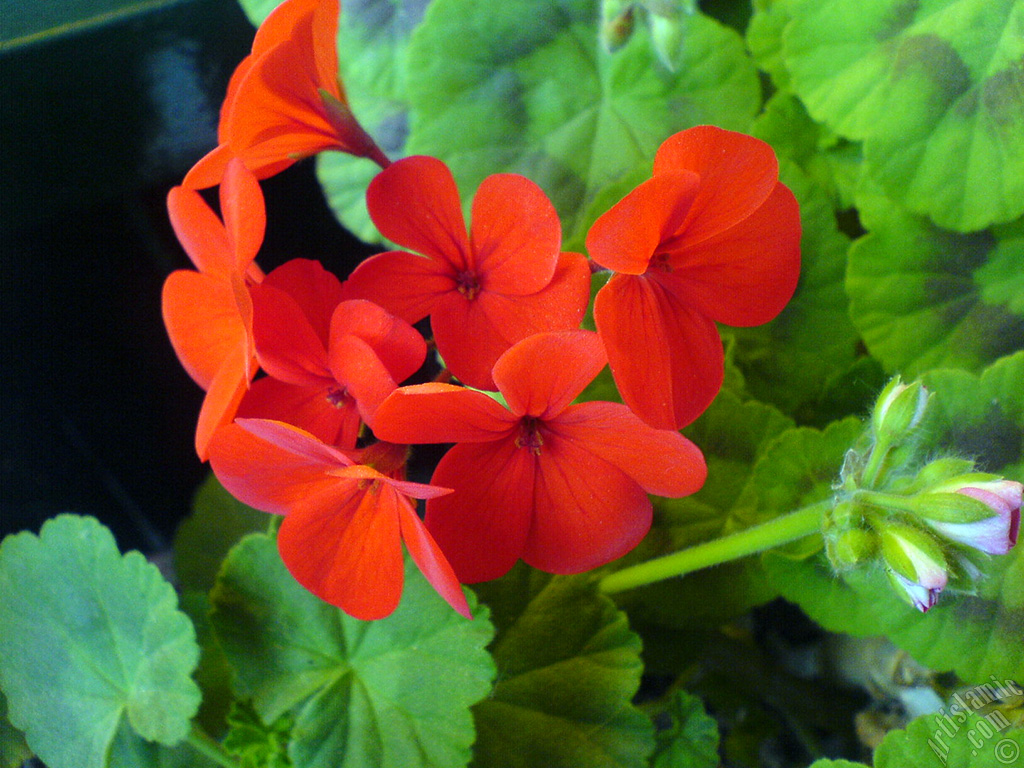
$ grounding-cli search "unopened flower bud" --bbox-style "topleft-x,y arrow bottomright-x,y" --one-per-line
872,376 -> 929,445
826,527 -> 878,571
879,524 -> 947,612
916,477 -> 1022,555
601,0 -> 636,52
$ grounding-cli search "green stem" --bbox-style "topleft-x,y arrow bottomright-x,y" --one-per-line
186,724 -> 239,768
853,489 -> 918,514
860,440 -> 891,489
598,500 -> 831,594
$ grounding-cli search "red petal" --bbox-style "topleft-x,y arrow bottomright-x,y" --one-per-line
220,158 -> 265,271
162,270 -> 244,389
263,258 -> 345,347
343,250 -> 452,325
666,183 -> 802,327
366,156 -> 470,268
237,377 -> 361,449
195,346 -> 256,460
166,187 -> 233,277
492,331 -> 606,419
327,335 -> 397,426
397,493 -> 472,618
251,0 -> 325,58
372,384 -> 516,444
425,439 -> 535,583
585,171 -> 699,274
522,430 -> 651,573
470,173 -> 560,292
551,402 -> 707,497
654,126 -> 780,246
330,299 -> 426,383
208,421 -> 339,512
251,282 -> 332,387
182,143 -> 236,190
278,481 -> 405,620
235,417 -> 353,466
430,251 -> 591,390
594,273 -> 723,429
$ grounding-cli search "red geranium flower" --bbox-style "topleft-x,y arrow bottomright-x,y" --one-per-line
343,155 -> 591,390
208,418 -> 470,620
184,0 -> 388,189
586,125 -> 801,430
238,258 -> 426,448
162,158 -> 265,459
372,331 -> 707,583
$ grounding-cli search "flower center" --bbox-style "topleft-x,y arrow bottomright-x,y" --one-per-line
456,270 -> 481,300
326,387 -> 350,408
515,417 -> 544,456
650,252 -> 673,273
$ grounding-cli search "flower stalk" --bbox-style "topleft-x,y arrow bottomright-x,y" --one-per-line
598,500 -> 831,594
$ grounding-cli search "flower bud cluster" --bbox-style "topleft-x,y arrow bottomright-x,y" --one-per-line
823,377 -> 1021,613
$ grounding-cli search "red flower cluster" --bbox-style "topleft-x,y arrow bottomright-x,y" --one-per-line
162,0 -> 800,620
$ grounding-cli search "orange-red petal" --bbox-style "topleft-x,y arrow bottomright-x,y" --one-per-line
220,159 -> 266,271
166,186 -> 233,277
522,429 -> 652,574
594,273 -> 723,430
262,258 -> 345,347
327,335 -> 397,426
343,250 -> 452,325
550,401 -> 707,497
491,331 -> 606,419
424,439 -> 536,583
278,481 -> 405,620
329,299 -> 426,384
396,496 -> 472,618
236,376 -> 361,449
250,282 -> 332,387
372,384 -> 517,444
366,156 -> 471,268
585,171 -> 699,275
195,346 -> 256,460
666,182 -> 802,327
162,270 -> 244,389
470,173 -> 560,293
653,126 -> 780,247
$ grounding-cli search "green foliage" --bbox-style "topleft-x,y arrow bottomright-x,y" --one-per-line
1,690 -> 31,768
223,701 -> 293,768
650,690 -> 720,768
0,0 -> 178,49
784,0 -> 1024,232
847,186 -> 1024,377
875,709 -> 1024,768
471,566 -> 654,768
402,0 -> 760,250
0,515 -> 201,768
210,533 -> 495,768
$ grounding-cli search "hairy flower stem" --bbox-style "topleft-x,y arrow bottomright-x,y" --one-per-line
186,724 -> 240,768
598,500 -> 832,594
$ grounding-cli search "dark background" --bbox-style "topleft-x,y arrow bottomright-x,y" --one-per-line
1,0 -> 372,553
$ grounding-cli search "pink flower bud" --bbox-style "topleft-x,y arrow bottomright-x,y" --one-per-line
886,569 -> 944,613
921,478 -> 1022,556
879,524 -> 948,613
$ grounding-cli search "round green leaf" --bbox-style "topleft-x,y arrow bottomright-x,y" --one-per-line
847,188 -> 1024,377
0,515 -> 201,768
471,567 -> 654,768
876,710 -> 1024,768
784,0 -> 1024,231
210,533 -> 494,768
404,0 -> 760,249
651,690 -> 720,768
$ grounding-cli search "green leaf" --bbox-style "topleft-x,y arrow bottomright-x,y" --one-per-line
209,533 -> 494,768
807,761 -> 869,768
0,515 -> 201,768
847,187 -> 1024,377
1,690 -> 31,768
650,690 -> 720,768
471,567 -> 654,768
404,0 -> 760,250
223,701 -> 292,768
317,0 -> 433,243
746,0 -> 793,91
784,0 -> 1024,231
765,355 -> 1024,684
174,473 -> 268,737
875,709 -> 1024,768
